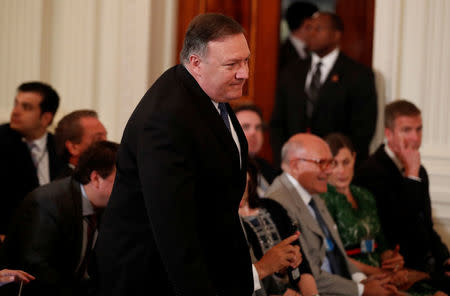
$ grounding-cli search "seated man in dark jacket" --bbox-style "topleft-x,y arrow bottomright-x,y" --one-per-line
0,140 -> 118,296
354,100 -> 450,293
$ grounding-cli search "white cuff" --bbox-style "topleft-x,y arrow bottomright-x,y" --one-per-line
406,175 -> 422,182
357,283 -> 364,296
252,264 -> 261,291
352,272 -> 367,296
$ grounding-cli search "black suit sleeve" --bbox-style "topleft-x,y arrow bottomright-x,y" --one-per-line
137,113 -> 216,295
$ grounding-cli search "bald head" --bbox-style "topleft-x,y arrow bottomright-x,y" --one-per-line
281,133 -> 333,194
281,133 -> 329,167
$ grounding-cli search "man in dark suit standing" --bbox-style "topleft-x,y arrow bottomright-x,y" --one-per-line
95,13 -> 255,295
278,1 -> 318,70
271,12 -> 377,169
354,100 -> 450,293
0,81 -> 64,238
0,141 -> 118,295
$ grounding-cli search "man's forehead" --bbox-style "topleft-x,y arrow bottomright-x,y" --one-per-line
394,115 -> 422,126
206,34 -> 249,55
16,91 -> 42,104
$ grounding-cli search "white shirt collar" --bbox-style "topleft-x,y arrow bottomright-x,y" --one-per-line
285,172 -> 313,205
289,35 -> 308,59
310,48 -> 340,84
24,132 -> 47,152
80,184 -> 95,216
384,142 -> 404,172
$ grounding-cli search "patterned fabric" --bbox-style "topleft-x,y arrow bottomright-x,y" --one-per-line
320,184 -> 387,267
242,208 -> 289,295
242,208 -> 282,255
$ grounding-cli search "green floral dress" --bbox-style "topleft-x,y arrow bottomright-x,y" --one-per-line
320,184 -> 388,267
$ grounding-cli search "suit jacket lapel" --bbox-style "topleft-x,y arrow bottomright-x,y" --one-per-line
279,174 -> 324,238
311,194 -> 348,258
177,65 -> 241,172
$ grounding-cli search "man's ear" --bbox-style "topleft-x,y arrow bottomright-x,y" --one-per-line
189,54 -> 202,75
65,140 -> 80,157
40,112 -> 53,127
385,127 -> 393,143
89,170 -> 101,189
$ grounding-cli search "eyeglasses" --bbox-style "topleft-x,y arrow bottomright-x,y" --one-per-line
291,157 -> 337,171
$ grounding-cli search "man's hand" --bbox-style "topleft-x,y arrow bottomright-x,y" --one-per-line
254,232 -> 301,280
381,245 -> 404,271
388,269 -> 408,287
0,269 -> 35,287
394,137 -> 420,177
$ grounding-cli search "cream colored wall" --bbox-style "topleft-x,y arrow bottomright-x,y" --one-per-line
0,0 -> 177,142
373,0 -> 450,247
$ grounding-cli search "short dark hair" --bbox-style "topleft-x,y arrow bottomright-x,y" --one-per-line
233,103 -> 267,130
385,100 -> 421,130
18,81 -> 60,123
55,110 -> 99,162
285,1 -> 318,31
320,12 -> 344,32
324,132 -> 355,157
180,13 -> 245,64
73,140 -> 119,185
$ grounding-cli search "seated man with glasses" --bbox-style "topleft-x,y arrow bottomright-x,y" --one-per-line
265,133 -> 398,296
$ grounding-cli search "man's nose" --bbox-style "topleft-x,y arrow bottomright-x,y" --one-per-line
236,62 -> 249,80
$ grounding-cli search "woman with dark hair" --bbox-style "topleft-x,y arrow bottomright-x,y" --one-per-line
239,159 -> 318,296
322,132 -> 442,295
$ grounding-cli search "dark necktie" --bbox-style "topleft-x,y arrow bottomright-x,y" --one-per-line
78,214 -> 98,279
218,102 -> 231,132
309,198 -> 349,278
307,61 -> 322,118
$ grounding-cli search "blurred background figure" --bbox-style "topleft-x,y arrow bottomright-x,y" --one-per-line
55,109 -> 107,178
354,100 -> 450,294
321,132 -> 446,295
278,1 -> 318,69
271,12 -> 377,170
239,159 -> 318,296
235,103 -> 280,197
0,141 -> 118,296
0,81 -> 64,240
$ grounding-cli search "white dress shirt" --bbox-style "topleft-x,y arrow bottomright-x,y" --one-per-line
305,48 -> 340,93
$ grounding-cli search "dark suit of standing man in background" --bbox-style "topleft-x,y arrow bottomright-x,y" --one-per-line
96,13 -> 255,295
271,12 -> 377,169
0,82 -> 64,239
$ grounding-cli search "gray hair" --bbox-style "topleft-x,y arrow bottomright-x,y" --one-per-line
281,140 -> 305,171
179,13 -> 245,64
